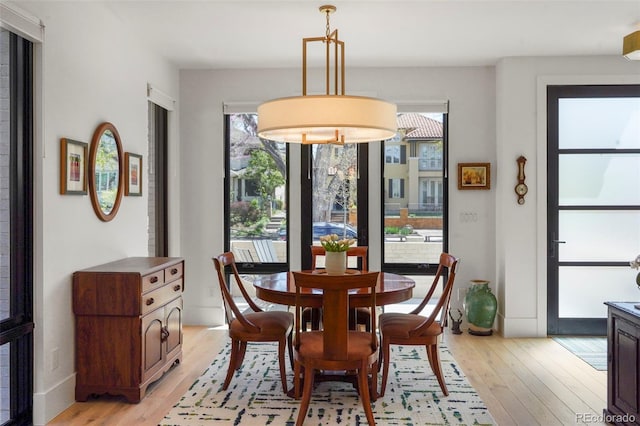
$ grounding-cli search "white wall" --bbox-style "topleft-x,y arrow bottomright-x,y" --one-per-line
8,2 -> 181,424
180,56 -> 640,340
495,56 -> 640,337
179,66 -> 497,326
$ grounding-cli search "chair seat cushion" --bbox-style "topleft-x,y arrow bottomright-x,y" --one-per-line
296,331 -> 376,361
379,312 -> 441,339
230,311 -> 293,338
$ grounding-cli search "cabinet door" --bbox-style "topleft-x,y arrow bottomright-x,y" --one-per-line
165,297 -> 183,357
613,316 -> 640,416
141,307 -> 165,382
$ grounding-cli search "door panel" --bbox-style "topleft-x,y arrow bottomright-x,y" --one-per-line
165,298 -> 182,355
547,84 -> 640,335
142,310 -> 164,381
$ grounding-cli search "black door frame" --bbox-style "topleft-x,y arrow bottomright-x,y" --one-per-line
547,84 -> 640,335
0,31 -> 34,425
300,144 -> 369,270
381,113 -> 449,276
151,103 -> 168,257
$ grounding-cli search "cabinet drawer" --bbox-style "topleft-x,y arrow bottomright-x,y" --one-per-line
142,270 -> 165,294
141,279 -> 183,316
164,262 -> 183,283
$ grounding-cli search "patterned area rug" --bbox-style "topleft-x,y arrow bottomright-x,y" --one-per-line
161,341 -> 496,425
552,336 -> 607,371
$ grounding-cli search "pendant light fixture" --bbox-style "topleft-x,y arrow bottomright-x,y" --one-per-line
257,5 -> 397,144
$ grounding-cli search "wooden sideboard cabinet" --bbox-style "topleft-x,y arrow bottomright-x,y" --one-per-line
605,302 -> 640,425
73,257 -> 184,403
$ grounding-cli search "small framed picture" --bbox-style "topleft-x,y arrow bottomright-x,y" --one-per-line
458,162 -> 491,190
125,152 -> 142,196
60,138 -> 88,195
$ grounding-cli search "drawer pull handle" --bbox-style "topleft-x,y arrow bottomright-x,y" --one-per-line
145,297 -> 155,306
173,284 -> 181,292
161,326 -> 170,342
170,268 -> 178,275
150,276 -> 159,284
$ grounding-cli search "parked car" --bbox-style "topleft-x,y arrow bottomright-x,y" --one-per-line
312,222 -> 357,240
277,221 -> 358,241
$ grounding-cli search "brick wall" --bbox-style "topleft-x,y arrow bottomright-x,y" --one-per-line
384,208 -> 443,230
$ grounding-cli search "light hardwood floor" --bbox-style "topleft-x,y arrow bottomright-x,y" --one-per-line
48,326 -> 607,425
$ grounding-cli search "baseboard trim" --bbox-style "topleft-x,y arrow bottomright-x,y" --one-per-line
32,372 -> 75,425
501,316 -> 543,337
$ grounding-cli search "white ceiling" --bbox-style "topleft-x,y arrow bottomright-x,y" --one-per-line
45,1 -> 640,69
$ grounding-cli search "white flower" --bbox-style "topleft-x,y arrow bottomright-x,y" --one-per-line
320,234 -> 356,252
630,254 -> 640,270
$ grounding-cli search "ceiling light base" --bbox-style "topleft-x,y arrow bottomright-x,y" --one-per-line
319,5 -> 336,14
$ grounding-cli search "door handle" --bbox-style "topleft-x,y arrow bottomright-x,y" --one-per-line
549,234 -> 565,258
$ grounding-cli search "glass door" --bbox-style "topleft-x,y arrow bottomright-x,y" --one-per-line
301,144 -> 367,269
547,85 -> 640,335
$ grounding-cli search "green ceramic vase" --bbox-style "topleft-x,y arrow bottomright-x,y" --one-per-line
464,279 -> 497,336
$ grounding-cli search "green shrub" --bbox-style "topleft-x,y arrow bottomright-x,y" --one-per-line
230,201 -> 262,226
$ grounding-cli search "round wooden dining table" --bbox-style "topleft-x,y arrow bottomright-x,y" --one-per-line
253,271 -> 415,308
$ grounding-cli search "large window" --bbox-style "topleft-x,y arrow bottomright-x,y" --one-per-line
0,28 -> 34,425
224,113 -> 288,273
382,112 -> 448,275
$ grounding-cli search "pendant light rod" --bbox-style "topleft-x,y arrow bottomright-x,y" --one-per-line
257,4 -> 397,144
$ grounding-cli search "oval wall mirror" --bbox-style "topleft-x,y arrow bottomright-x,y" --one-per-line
88,122 -> 124,222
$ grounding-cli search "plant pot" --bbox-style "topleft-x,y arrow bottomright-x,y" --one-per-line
464,279 -> 497,336
325,251 -> 346,275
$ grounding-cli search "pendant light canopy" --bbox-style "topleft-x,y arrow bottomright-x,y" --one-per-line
257,5 -> 397,144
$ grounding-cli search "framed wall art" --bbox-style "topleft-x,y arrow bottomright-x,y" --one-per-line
125,152 -> 142,196
458,162 -> 491,190
60,138 -> 88,195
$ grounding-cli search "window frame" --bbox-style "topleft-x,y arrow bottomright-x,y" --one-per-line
381,113 -> 449,275
223,113 -> 289,274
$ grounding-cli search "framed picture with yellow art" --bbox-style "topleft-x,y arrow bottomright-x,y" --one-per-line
124,152 -> 142,196
458,162 -> 491,190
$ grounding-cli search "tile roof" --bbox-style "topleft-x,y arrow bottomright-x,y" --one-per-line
397,113 -> 443,139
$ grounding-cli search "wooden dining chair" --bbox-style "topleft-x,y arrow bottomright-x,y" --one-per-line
378,252 -> 459,397
305,245 -> 371,331
213,252 -> 294,393
292,271 -> 380,426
